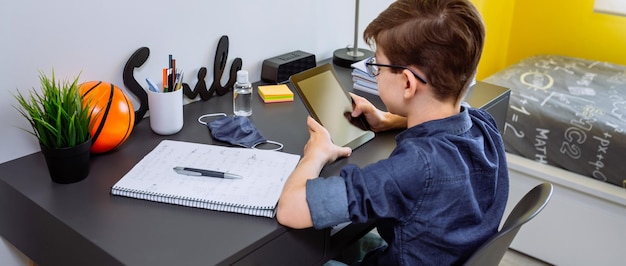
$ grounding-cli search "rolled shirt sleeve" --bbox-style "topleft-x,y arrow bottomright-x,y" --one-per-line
306,176 -> 350,229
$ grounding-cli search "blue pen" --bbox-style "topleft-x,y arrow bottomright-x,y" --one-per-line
146,78 -> 160,92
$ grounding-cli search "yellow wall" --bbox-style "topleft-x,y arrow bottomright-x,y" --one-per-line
470,0 -> 516,80
473,0 -> 626,80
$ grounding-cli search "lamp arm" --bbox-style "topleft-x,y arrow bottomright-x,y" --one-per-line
331,0 -> 373,67
353,0 -> 360,54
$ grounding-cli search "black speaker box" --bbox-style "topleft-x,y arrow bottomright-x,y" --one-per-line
261,50 -> 316,83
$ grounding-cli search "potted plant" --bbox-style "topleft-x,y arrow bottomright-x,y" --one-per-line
13,69 -> 93,184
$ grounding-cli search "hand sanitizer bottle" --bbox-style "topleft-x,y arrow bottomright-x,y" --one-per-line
233,70 -> 252,116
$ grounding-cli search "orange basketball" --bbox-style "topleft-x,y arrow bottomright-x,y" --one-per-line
80,81 -> 135,153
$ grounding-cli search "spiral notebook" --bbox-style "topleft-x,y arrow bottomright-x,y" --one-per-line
111,140 -> 300,218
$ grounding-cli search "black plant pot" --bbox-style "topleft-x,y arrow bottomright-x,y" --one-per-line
40,139 -> 91,184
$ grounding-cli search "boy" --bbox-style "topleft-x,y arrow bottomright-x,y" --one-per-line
276,0 -> 509,265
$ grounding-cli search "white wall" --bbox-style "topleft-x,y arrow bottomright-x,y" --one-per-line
594,0 -> 626,16
0,0 -> 393,264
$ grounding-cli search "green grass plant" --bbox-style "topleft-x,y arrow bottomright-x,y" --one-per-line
13,70 -> 92,149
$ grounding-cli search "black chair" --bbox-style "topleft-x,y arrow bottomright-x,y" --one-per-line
463,182 -> 554,266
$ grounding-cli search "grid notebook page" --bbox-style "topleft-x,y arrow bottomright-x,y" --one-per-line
111,140 -> 300,218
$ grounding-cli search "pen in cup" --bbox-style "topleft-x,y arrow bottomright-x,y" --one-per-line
175,71 -> 184,91
146,78 -> 160,92
170,58 -> 176,92
173,167 -> 243,179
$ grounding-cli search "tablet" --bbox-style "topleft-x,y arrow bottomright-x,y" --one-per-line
290,64 -> 375,150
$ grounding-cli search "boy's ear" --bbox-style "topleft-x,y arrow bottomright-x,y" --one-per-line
402,69 -> 421,99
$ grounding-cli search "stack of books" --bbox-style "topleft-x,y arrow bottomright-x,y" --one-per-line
351,59 -> 378,95
257,84 -> 294,103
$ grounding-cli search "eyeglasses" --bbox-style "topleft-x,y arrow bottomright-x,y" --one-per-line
365,57 -> 428,84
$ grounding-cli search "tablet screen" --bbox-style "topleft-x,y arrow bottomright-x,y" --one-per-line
290,64 -> 375,149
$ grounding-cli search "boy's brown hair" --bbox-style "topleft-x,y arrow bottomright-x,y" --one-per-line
364,0 -> 485,102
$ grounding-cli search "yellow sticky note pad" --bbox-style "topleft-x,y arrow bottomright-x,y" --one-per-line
258,84 -> 294,103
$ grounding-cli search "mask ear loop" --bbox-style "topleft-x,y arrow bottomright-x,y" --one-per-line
198,113 -> 228,125
251,140 -> 284,151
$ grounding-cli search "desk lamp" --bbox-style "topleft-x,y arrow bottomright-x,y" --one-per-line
333,0 -> 374,68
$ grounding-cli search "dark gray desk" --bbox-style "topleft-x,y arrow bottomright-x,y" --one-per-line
0,63 -> 509,265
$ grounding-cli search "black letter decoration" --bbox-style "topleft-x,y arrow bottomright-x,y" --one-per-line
123,35 -> 244,124
123,46 -> 150,125
183,35 -> 242,100
182,67 -> 209,99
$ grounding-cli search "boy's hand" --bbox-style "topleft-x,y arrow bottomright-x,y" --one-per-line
303,116 -> 352,166
350,93 -> 407,132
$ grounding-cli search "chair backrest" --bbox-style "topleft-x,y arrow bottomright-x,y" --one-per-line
463,182 -> 553,266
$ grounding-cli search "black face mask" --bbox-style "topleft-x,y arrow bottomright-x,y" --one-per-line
198,113 -> 283,151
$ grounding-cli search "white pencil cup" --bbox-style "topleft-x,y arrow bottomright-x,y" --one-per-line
147,89 -> 184,135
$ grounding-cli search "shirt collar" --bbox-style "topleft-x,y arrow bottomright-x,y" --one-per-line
396,106 -> 472,140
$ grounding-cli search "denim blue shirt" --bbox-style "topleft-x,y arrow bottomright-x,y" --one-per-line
306,107 -> 509,265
